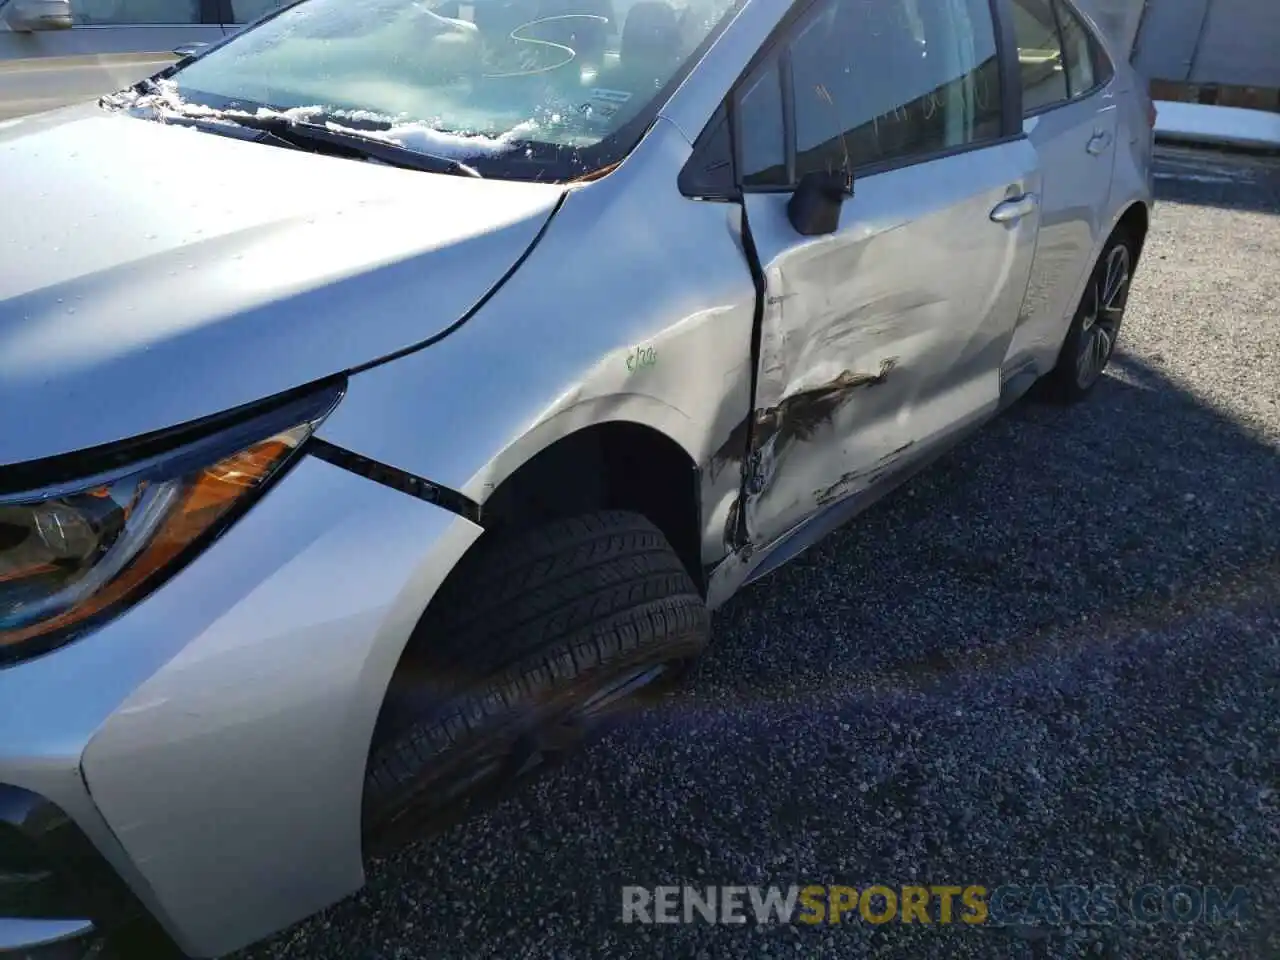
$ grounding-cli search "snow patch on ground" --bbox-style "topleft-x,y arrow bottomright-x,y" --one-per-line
1155,101 -> 1280,152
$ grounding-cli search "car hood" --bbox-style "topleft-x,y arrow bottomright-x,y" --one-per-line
0,105 -> 564,466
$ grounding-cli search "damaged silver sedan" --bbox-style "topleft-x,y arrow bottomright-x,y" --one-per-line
0,0 -> 1153,955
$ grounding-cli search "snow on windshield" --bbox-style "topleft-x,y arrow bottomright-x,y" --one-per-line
135,0 -> 736,161
104,79 -> 538,160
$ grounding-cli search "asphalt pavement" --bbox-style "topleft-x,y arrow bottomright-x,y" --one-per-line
237,146 -> 1280,960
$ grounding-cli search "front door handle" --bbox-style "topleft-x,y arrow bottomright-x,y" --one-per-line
1086,130 -> 1112,155
990,193 -> 1038,224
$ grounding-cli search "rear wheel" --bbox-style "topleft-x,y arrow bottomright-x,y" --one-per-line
363,510 -> 708,853
1045,229 -> 1135,402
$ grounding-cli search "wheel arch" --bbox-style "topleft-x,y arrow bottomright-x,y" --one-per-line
1114,200 -> 1151,263
480,420 -> 705,594
1053,196 -> 1151,361
360,416 -> 707,843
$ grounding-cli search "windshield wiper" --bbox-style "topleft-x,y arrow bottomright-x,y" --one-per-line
224,114 -> 484,178
102,84 -> 485,178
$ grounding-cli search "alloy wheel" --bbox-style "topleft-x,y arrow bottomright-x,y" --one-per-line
1076,243 -> 1131,389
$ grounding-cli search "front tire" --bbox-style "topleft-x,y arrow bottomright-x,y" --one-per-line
1045,228 -> 1136,402
363,510 -> 708,852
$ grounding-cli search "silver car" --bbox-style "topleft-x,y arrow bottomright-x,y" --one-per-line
0,0 -> 1153,955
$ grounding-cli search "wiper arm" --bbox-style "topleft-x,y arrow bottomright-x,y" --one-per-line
229,114 -> 484,178
139,112 -> 302,151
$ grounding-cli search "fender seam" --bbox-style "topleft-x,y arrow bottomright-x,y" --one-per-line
307,437 -> 481,523
345,190 -> 569,375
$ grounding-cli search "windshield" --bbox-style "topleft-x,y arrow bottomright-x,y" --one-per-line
164,0 -> 739,179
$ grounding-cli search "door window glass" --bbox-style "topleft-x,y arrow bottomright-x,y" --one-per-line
783,0 -> 1002,178
71,0 -> 200,23
1007,0 -> 1068,113
1056,1 -> 1096,97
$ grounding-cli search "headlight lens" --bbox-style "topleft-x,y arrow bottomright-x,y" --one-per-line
0,384 -> 342,662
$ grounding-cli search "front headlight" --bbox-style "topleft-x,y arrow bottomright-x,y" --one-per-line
0,382 -> 343,664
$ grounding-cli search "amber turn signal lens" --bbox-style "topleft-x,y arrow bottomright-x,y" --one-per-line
0,429 -> 308,654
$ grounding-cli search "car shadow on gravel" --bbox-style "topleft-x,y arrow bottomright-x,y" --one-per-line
696,349 -> 1279,702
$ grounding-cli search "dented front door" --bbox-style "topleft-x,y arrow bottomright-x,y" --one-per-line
739,141 -> 1042,553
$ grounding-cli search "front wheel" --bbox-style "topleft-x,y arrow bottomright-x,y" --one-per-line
1045,229 -> 1136,402
362,510 -> 709,853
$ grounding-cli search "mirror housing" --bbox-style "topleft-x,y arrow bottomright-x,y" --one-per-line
172,41 -> 210,66
786,169 -> 853,237
3,0 -> 73,31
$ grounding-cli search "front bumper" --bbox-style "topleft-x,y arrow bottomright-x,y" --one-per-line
0,783 -> 153,959
0,451 -> 482,957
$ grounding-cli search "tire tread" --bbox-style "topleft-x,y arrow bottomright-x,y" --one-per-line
363,511 -> 707,826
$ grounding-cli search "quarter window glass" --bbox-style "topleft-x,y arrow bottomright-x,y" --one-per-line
1056,2 -> 1096,97
1008,0 -> 1068,113
786,0 -> 1002,178
737,59 -> 786,187
71,0 -> 200,23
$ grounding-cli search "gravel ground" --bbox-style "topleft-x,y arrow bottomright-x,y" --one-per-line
238,148 -> 1280,960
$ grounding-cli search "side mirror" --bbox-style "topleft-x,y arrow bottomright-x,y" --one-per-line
3,0 -> 73,31
172,41 -> 210,66
786,169 -> 853,237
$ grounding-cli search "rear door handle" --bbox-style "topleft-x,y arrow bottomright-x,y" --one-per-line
990,193 -> 1038,224
1086,130 -> 1112,155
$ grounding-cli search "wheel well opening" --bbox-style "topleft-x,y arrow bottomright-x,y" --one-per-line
361,423 -> 705,839
1118,202 -> 1150,263
481,422 -> 704,593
